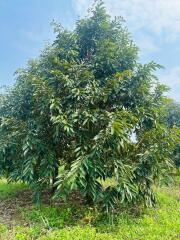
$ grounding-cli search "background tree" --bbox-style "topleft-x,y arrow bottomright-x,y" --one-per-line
0,1 -> 177,209
163,100 -> 180,170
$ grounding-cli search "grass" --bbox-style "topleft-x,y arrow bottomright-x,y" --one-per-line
0,179 -> 27,200
0,177 -> 179,240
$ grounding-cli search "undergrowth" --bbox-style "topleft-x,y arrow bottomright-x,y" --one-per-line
0,177 -> 179,240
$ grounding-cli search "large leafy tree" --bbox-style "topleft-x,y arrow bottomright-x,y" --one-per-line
0,1 -> 177,209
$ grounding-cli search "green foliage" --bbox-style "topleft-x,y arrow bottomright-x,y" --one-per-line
0,1 -> 177,210
163,100 -> 180,168
164,100 -> 180,128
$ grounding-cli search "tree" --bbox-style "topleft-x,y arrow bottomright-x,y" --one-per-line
0,1 -> 177,209
163,100 -> 180,169
164,100 -> 180,128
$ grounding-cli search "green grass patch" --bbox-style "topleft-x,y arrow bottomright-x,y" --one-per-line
20,205 -> 73,229
0,223 -> 8,239
0,179 -> 27,200
0,178 -> 179,240
15,190 -> 180,240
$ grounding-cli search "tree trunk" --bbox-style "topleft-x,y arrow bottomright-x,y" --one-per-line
52,165 -> 59,194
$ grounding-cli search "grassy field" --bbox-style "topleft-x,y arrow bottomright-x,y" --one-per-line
0,177 -> 179,240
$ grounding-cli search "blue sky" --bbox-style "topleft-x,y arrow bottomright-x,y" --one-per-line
0,0 -> 180,102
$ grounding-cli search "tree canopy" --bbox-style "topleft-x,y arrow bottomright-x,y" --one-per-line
0,1 -> 177,210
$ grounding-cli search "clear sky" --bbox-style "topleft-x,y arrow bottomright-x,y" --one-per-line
0,0 -> 180,102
